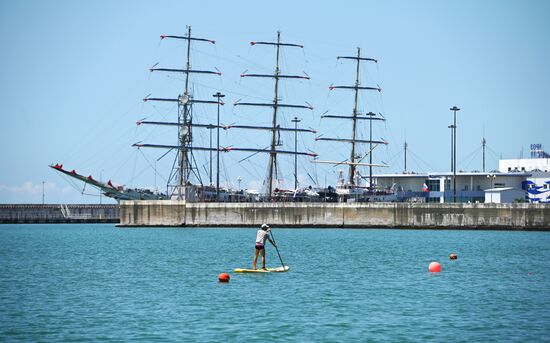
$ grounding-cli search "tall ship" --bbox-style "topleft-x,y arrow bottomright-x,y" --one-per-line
51,27 -> 320,202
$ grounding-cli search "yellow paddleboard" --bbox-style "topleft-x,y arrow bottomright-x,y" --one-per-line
234,266 -> 290,273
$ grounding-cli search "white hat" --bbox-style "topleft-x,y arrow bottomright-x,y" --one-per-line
261,223 -> 270,230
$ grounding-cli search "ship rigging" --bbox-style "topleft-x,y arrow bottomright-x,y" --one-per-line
50,30 -> 393,203
315,47 -> 391,200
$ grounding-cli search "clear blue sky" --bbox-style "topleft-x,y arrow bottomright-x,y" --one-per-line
1,0 -> 549,203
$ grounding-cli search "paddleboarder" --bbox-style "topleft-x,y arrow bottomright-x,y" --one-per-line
254,224 -> 277,270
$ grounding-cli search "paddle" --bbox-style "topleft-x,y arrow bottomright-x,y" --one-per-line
269,228 -> 286,270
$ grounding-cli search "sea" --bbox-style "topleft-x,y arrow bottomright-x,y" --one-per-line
1,224 -> 549,342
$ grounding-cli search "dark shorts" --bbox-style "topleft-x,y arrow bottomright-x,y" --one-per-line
255,244 -> 265,250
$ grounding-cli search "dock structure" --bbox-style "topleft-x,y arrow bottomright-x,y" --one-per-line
0,204 -> 119,224
119,201 -> 550,230
1,202 -> 548,229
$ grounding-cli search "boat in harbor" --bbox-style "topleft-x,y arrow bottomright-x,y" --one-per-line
49,163 -> 166,201
51,28 -> 393,203
52,27 -> 319,202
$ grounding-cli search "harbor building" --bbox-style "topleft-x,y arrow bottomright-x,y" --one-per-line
374,171 -> 529,203
499,144 -> 550,173
498,144 -> 550,203
374,144 -> 550,204
484,187 -> 526,204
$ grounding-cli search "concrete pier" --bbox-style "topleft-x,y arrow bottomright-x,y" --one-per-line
0,204 -> 119,224
119,201 -> 550,230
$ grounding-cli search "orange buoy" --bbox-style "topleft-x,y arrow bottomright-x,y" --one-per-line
449,253 -> 457,260
218,273 -> 230,282
428,262 -> 441,273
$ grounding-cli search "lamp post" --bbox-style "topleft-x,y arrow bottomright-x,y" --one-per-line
213,92 -> 225,202
487,174 -> 496,203
367,111 -> 376,190
448,125 -> 454,173
291,117 -> 301,190
237,176 -> 242,202
448,124 -> 455,202
450,106 -> 460,202
208,124 -> 214,186
42,181 -> 45,205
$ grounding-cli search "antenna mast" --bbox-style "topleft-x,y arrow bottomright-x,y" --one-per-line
404,141 -> 408,173
292,116 -> 301,189
482,137 -> 486,172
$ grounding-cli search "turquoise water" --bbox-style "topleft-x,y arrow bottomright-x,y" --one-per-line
1,225 -> 549,342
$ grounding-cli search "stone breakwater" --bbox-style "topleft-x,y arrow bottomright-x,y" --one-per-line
119,201 -> 550,230
0,204 -> 119,224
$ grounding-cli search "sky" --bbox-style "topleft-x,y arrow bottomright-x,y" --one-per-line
1,0 -> 549,203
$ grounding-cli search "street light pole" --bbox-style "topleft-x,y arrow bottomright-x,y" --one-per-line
237,176 -> 242,202
450,106 -> 460,202
213,92 -> 225,202
367,111 -> 376,190
291,117 -> 301,190
487,174 -> 496,203
42,181 -> 45,205
209,125 -> 213,186
448,124 -> 455,202
448,125 -> 454,174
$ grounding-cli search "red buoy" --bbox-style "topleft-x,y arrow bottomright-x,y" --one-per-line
449,253 -> 458,260
218,273 -> 230,282
428,262 -> 441,273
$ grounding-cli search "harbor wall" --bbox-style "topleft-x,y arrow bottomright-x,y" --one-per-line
119,201 -> 550,230
0,204 -> 119,224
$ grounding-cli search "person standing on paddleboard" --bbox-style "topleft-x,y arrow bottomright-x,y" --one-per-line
254,224 -> 277,270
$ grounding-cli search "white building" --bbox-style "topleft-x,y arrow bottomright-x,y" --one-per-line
498,145 -> 550,203
484,187 -> 526,204
374,171 -> 529,203
371,144 -> 550,204
525,172 -> 550,203
499,158 -> 550,173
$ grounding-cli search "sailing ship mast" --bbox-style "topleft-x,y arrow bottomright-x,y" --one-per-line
135,26 -> 224,200
136,28 -> 316,200
316,47 -> 388,188
234,31 -> 316,196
